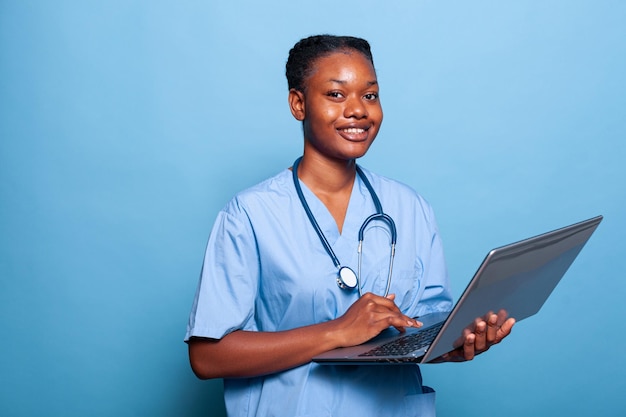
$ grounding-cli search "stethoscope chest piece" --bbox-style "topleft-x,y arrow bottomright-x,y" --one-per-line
337,266 -> 358,290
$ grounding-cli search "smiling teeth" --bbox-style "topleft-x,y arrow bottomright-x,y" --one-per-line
342,128 -> 365,133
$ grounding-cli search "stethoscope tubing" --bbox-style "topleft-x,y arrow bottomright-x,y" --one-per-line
292,157 -> 397,297
357,213 -> 396,297
291,158 -> 343,269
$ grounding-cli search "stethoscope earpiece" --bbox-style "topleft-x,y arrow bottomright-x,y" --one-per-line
292,157 -> 397,298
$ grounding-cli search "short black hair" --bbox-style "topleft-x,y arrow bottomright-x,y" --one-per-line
285,35 -> 375,92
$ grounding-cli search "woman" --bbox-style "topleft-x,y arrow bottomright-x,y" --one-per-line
185,34 -> 514,417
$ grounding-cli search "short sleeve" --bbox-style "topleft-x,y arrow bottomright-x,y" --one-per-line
185,201 -> 260,341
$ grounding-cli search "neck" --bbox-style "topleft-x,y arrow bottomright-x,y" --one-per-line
293,153 -> 358,234
295,153 -> 357,194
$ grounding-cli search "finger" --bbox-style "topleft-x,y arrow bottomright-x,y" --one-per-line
392,325 -> 407,333
362,292 -> 401,311
385,313 -> 421,330
367,293 -> 421,328
496,309 -> 509,326
358,300 -> 419,330
463,333 -> 476,361
358,293 -> 398,315
452,327 -> 470,349
473,320 -> 488,352
494,318 -> 516,343
486,313 -> 499,342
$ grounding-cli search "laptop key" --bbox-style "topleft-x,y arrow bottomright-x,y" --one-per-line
359,323 -> 444,357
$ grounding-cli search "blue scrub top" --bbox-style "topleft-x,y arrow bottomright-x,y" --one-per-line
186,167 -> 453,417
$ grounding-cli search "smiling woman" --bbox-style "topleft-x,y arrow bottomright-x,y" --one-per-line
184,34 -> 513,417
288,49 -> 384,230
290,50 -> 382,158
1,2 -> 624,416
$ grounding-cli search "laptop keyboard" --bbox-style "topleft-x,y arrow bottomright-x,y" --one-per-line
358,322 -> 444,357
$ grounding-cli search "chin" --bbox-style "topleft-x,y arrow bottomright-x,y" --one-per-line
343,143 -> 374,160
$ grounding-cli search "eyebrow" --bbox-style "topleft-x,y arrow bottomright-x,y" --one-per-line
327,79 -> 378,86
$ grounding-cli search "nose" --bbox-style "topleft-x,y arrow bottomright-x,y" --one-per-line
344,97 -> 368,119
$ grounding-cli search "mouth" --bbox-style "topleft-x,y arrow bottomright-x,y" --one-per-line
337,126 -> 370,141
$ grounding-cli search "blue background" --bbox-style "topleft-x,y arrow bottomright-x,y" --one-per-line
1,1 -> 624,416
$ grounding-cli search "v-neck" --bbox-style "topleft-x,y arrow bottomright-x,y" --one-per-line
296,173 -> 367,242
294,167 -> 379,274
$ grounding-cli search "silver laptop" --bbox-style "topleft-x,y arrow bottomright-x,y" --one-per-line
313,215 -> 603,365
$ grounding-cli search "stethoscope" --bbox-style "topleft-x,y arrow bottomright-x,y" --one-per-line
292,157 -> 397,297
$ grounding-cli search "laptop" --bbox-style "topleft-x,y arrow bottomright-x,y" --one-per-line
313,215 -> 603,365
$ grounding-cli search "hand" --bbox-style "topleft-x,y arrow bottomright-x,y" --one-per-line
332,292 -> 422,348
438,309 -> 515,362
188,295 -> 421,379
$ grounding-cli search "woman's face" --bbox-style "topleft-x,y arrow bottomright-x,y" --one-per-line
293,50 -> 383,163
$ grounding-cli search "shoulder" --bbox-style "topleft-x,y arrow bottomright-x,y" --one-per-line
221,168 -> 294,219
358,167 -> 422,197
357,166 -> 436,221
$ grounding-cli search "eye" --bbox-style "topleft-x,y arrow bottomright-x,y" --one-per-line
326,91 -> 344,99
364,92 -> 379,101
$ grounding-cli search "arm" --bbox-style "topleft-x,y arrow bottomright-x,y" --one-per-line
188,293 -> 421,379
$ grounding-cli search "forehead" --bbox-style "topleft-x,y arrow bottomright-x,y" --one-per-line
306,50 -> 377,86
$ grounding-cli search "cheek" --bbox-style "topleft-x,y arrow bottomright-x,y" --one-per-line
371,105 -> 384,124
322,105 -> 342,121
370,108 -> 383,135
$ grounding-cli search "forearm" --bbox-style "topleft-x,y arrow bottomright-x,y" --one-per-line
188,320 -> 343,379
188,293 -> 419,379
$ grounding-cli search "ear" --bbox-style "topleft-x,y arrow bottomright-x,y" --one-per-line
288,88 -> 306,121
